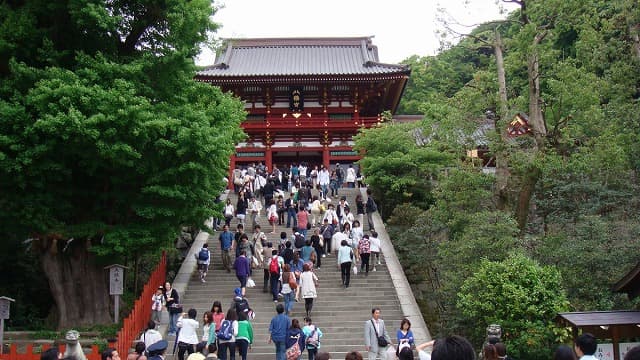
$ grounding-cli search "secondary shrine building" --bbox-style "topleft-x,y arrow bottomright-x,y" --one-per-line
195,36 -> 410,177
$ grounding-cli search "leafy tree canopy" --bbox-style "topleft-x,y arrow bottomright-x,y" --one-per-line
458,254 -> 570,360
0,0 -> 245,328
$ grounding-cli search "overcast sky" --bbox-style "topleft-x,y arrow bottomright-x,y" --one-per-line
196,0 -> 519,65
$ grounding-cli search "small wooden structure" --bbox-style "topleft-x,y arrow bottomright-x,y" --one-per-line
507,113 -> 531,137
613,262 -> 640,300
556,311 -> 640,360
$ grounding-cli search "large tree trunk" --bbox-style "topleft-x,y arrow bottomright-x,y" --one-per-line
516,166 -> 541,232
37,236 -> 112,329
527,35 -> 547,150
494,30 -> 511,210
515,35 -> 547,232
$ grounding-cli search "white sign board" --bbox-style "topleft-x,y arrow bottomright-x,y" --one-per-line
0,300 -> 10,320
620,342 -> 640,359
109,267 -> 124,295
595,343 -> 614,360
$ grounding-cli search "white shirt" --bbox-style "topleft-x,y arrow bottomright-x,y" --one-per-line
322,209 -> 337,224
346,168 -> 356,182
369,236 -> 381,252
332,231 -> 348,252
351,227 -> 364,243
140,329 -> 163,349
177,316 -> 200,345
202,323 -> 212,342
249,200 -> 262,214
318,169 -> 330,186
267,204 -> 278,218
341,212 -> 354,227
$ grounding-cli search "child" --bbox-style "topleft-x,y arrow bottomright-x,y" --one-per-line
369,231 -> 381,271
151,286 -> 165,324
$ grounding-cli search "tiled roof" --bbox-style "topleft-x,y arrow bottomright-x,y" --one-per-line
197,37 -> 409,78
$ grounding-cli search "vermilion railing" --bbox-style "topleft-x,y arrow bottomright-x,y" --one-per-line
0,252 -> 165,360
241,116 -> 383,131
0,344 -> 104,360
115,251 -> 167,356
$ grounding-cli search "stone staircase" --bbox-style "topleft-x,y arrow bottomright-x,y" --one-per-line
168,188 -> 428,359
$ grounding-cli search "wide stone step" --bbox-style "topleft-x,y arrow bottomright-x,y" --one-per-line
167,188 -> 413,359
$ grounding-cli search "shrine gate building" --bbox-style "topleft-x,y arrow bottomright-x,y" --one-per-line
195,36 -> 410,179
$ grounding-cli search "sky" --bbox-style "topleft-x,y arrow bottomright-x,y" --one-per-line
196,0 -> 519,66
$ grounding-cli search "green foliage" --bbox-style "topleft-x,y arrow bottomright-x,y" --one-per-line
458,254 -> 570,360
353,122 -> 455,213
386,166 -> 522,336
379,0 -> 640,354
531,215 -> 639,310
0,57 -> 245,257
0,0 -> 245,327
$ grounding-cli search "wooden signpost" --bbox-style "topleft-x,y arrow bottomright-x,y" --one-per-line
105,264 -> 127,323
0,296 -> 15,355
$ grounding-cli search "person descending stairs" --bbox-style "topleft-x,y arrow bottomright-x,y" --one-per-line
165,187 -> 428,360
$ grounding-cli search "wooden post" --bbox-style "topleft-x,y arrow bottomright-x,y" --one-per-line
266,146 -> 273,172
322,146 -> 330,170
612,326 -> 620,360
105,265 -> 127,324
0,296 -> 15,355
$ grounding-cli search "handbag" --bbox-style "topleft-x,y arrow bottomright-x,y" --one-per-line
286,336 -> 302,360
169,303 -> 183,314
371,320 -> 389,347
306,222 -> 311,230
247,277 -> 256,288
287,272 -> 298,289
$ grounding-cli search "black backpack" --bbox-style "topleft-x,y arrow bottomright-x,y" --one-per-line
294,234 -> 306,249
235,298 -> 250,316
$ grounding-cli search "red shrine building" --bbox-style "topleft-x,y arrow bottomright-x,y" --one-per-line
195,36 -> 410,177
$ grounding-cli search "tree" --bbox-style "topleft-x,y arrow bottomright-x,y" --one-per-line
353,122 -> 454,214
0,0 -> 246,328
385,0 -> 640,347
457,254 -> 570,360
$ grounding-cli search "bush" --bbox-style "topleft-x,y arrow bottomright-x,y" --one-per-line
457,253 -> 570,360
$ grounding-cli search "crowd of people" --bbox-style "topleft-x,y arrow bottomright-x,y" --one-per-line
41,162 -> 640,360
41,325 -> 640,360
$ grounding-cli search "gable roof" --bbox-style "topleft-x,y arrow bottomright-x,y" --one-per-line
614,262 -> 640,299
197,37 -> 410,78
556,311 -> 640,339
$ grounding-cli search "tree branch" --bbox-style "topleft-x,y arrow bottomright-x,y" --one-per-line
117,3 -> 163,56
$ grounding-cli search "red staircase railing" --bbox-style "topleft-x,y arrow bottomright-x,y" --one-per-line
0,251 -> 166,359
0,344 -> 102,360
115,251 -> 167,356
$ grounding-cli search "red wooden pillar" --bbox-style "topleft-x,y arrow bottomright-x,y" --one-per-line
265,146 -> 273,172
322,145 -> 330,169
228,154 -> 236,190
